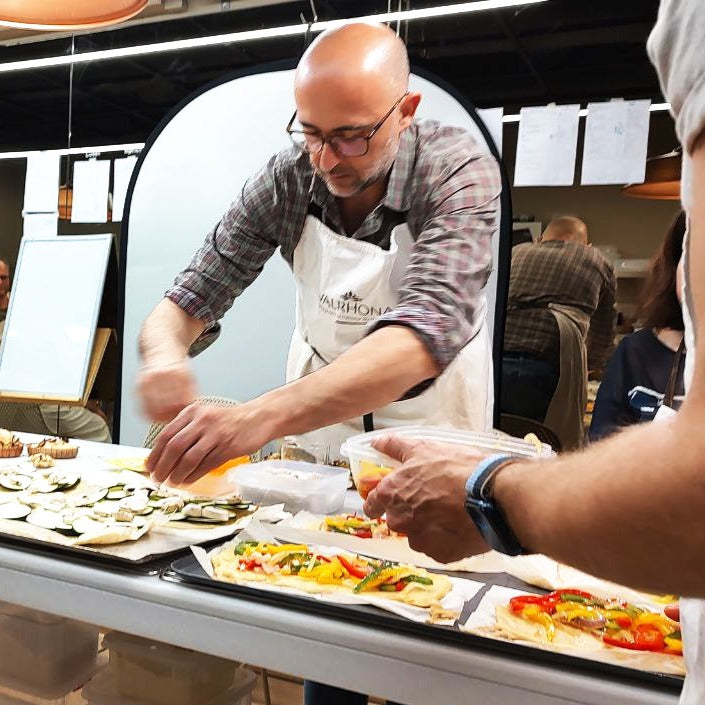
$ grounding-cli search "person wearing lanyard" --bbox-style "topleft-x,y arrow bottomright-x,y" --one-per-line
138,22 -> 500,486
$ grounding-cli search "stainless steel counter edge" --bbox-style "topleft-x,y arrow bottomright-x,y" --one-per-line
0,545 -> 679,705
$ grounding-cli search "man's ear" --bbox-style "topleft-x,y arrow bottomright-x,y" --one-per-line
399,92 -> 421,132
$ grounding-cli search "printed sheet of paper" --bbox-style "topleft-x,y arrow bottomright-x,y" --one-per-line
71,160 -> 110,223
581,100 -> 651,185
477,107 -> 504,156
23,152 -> 60,214
514,104 -> 580,186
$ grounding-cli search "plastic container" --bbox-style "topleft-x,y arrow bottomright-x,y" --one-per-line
82,664 -> 256,705
100,632 -> 242,705
341,425 -> 554,498
233,460 -> 349,513
0,602 -> 98,700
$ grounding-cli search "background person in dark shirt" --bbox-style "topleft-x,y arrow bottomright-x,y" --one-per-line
501,217 -> 615,448
590,211 -> 686,441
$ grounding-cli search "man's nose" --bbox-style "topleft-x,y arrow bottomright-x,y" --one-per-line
318,141 -> 339,172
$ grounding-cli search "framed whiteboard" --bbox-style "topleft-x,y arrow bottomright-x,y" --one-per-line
0,235 -> 112,403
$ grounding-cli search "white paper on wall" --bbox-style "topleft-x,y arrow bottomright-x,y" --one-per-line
514,104 -> 580,187
22,213 -> 58,239
111,155 -> 138,222
580,99 -> 651,185
23,152 -> 60,214
71,159 -> 110,223
477,107 -> 503,156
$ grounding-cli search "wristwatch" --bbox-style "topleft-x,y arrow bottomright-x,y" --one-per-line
464,453 -> 528,556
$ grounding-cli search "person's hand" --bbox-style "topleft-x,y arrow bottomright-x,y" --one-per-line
363,435 -> 490,563
146,401 -> 274,485
137,360 -> 197,423
664,603 -> 680,622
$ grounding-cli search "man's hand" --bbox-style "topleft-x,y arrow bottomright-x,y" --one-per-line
137,361 -> 197,423
363,436 -> 490,564
146,401 -> 275,485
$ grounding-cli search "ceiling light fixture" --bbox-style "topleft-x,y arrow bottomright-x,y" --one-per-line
0,1 -> 148,31
0,0 -> 547,74
621,151 -> 681,200
0,142 -> 144,161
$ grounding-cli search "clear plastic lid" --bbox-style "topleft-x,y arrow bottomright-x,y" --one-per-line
341,425 -> 554,464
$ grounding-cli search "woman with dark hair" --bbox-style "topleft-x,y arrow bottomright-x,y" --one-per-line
589,211 -> 686,441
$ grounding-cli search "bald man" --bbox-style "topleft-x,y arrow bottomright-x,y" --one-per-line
139,23 -> 500,485
502,217 -> 616,448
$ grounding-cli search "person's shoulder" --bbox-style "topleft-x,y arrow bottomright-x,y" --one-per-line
412,119 -> 494,163
616,329 -> 659,356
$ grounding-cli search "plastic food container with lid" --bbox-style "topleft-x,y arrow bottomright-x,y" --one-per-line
0,602 -> 98,700
233,460 -> 349,514
100,632 -> 244,705
340,425 -> 554,499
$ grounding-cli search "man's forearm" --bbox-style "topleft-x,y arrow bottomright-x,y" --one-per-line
494,411 -> 705,596
139,298 -> 206,366
252,325 -> 440,438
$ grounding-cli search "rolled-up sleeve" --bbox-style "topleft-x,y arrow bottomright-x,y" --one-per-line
164,154 -> 287,354
648,0 -> 705,156
369,151 -> 501,369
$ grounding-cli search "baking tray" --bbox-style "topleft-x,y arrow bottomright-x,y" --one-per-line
163,553 -> 684,694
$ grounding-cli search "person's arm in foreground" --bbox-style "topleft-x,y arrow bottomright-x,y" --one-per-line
365,136 -> 705,598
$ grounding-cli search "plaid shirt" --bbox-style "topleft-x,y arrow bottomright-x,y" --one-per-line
166,120 -> 501,370
503,241 -> 616,371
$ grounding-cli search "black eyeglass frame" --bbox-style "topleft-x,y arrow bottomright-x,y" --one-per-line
285,92 -> 409,157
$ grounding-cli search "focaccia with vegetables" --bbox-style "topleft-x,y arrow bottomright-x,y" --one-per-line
497,589 -> 683,656
211,541 -> 450,607
321,514 -> 401,539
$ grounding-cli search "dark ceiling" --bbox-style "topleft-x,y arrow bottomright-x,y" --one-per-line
0,0 -> 665,152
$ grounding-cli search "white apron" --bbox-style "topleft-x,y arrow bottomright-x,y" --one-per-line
286,214 -> 493,458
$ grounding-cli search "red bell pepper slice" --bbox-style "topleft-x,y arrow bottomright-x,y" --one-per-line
603,625 -> 666,652
354,529 -> 373,539
509,594 -> 558,614
337,555 -> 369,579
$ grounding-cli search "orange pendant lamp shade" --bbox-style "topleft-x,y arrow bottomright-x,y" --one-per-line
0,1 -> 148,30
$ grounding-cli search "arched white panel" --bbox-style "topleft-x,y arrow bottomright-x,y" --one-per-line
120,67 -> 504,445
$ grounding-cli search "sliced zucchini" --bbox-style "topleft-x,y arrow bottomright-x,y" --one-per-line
31,481 -> 60,494
70,488 -> 109,507
0,474 -> 32,492
72,516 -> 109,535
26,510 -> 62,530
0,502 -> 31,520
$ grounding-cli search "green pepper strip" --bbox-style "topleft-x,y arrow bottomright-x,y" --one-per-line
560,594 -> 590,604
353,562 -> 394,593
405,575 -> 433,585
233,541 -> 259,555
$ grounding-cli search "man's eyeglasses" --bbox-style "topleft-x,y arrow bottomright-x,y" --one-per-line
286,93 -> 408,158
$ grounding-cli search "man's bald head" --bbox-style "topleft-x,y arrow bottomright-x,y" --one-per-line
540,217 -> 589,245
296,23 -> 409,101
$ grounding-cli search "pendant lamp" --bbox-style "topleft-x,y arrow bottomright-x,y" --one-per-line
621,151 -> 681,201
0,1 -> 148,30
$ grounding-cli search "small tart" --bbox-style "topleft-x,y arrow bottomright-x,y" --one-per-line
0,428 -> 23,458
30,453 -> 55,469
27,437 -> 78,459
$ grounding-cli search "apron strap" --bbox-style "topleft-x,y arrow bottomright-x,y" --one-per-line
664,337 -> 686,408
